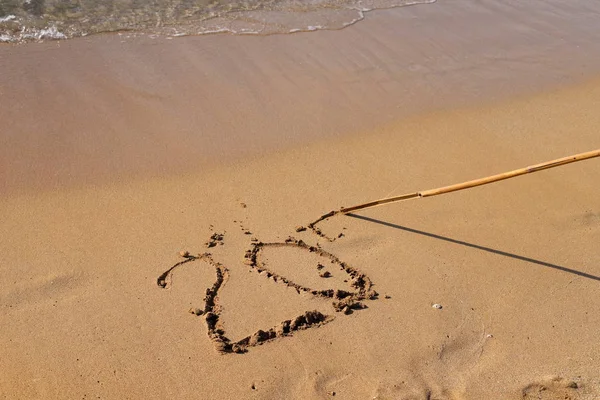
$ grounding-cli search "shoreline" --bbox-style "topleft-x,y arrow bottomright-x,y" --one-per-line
0,1 -> 439,44
3,0 -> 600,195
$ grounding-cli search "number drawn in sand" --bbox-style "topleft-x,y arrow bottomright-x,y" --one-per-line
157,235 -> 378,354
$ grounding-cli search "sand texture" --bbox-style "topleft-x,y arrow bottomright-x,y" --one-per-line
2,1 -> 600,399
2,78 -> 600,398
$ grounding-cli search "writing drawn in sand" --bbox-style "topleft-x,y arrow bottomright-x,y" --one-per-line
157,229 -> 378,354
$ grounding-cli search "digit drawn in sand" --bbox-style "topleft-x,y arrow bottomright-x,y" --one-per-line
304,209 -> 350,242
157,234 -> 378,353
306,210 -> 342,242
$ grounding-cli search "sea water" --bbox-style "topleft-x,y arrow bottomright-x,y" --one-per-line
0,0 -> 435,43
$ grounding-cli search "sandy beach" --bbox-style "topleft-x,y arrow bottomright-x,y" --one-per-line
1,1 -> 600,399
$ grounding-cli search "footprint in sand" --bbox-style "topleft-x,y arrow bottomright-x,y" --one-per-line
157,230 -> 378,353
521,377 -> 584,400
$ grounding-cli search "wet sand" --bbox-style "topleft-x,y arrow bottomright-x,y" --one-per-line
1,1 -> 600,399
3,0 -> 600,195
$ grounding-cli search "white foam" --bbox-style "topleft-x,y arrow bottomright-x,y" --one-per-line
1,25 -> 69,42
197,27 -> 231,35
0,15 -> 17,23
37,26 -> 67,40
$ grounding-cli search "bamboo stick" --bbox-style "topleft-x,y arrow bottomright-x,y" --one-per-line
337,192 -> 420,214
339,149 -> 600,214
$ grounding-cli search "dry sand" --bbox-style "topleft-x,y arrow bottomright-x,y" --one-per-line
2,1 -> 600,399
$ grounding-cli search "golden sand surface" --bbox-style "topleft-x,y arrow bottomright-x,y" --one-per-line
1,78 -> 599,399
1,2 -> 600,399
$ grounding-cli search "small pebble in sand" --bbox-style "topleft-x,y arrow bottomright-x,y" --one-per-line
189,308 -> 203,316
319,271 -> 332,278
179,250 -> 190,258
384,295 -> 391,299
295,226 -> 307,232
486,334 -> 493,338
432,303 -> 443,309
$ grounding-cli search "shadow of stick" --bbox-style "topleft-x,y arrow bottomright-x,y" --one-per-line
347,213 -> 600,282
